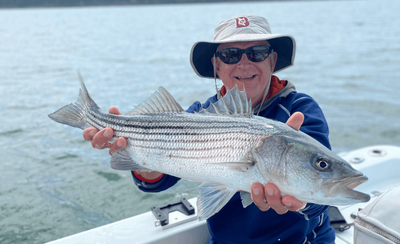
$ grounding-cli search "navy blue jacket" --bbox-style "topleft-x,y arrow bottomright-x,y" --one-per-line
132,84 -> 335,244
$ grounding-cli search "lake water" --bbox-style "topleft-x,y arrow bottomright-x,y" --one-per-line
0,0 -> 399,243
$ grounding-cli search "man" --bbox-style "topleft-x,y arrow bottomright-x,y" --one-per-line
83,15 -> 335,243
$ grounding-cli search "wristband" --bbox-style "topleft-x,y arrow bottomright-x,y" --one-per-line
133,171 -> 164,183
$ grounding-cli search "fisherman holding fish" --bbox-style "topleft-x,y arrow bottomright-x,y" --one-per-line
83,15 -> 338,243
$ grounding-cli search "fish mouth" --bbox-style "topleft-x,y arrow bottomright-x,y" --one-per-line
324,175 -> 370,203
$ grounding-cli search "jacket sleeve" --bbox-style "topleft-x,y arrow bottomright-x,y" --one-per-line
131,99 -> 212,192
292,95 -> 331,150
284,93 -> 331,220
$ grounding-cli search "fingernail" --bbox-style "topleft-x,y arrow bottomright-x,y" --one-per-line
88,130 -> 95,136
266,188 -> 274,196
298,202 -> 307,211
95,143 -> 105,149
253,188 -> 260,195
103,131 -> 110,137
117,140 -> 123,147
286,202 -> 292,207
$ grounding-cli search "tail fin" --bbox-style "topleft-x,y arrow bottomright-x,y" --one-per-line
48,72 -> 100,130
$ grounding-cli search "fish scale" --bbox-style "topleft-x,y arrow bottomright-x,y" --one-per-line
49,76 -> 370,220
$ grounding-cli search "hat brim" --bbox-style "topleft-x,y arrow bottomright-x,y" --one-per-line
190,34 -> 296,79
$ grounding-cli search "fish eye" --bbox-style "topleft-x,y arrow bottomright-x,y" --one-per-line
316,159 -> 329,170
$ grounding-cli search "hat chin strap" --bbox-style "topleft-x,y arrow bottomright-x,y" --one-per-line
256,50 -> 274,116
213,54 -> 221,100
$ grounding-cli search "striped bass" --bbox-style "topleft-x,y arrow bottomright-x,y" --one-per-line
48,77 -> 370,220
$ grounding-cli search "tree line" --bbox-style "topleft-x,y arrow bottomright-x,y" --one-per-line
0,0 -> 270,8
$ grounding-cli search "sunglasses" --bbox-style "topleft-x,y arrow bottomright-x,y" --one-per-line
216,46 -> 273,65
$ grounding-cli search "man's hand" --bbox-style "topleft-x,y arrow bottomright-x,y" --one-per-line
250,112 -> 307,214
82,106 -> 127,155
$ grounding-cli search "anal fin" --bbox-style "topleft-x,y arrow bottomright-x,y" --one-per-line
110,149 -> 150,171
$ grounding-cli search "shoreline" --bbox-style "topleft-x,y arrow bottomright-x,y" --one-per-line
0,0 -> 279,9
0,0 -> 325,9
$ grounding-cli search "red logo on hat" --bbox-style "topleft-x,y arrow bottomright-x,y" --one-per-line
236,17 -> 249,28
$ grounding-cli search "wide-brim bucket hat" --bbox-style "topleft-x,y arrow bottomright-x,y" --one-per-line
190,14 -> 296,79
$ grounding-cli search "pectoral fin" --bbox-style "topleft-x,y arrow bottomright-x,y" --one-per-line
197,183 -> 236,221
208,161 -> 255,172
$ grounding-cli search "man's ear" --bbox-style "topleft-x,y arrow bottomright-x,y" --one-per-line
210,56 -> 219,75
273,52 -> 278,66
271,51 -> 278,72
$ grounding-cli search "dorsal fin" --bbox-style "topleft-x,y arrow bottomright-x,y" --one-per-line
198,85 -> 253,117
126,87 -> 184,115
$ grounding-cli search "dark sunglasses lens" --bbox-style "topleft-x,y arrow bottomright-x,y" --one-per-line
247,46 -> 271,62
218,49 -> 243,64
217,46 -> 271,64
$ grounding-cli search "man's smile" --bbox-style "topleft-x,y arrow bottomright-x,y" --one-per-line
235,74 -> 257,81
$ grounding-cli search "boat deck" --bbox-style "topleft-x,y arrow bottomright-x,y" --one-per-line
47,145 -> 400,244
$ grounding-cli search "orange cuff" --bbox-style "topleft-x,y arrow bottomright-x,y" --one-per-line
133,171 -> 164,183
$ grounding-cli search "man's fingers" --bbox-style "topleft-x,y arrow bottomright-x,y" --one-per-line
282,196 -> 307,212
251,182 -> 306,214
109,106 -> 121,115
91,128 -> 113,149
109,137 -> 127,155
251,183 -> 270,211
264,183 -> 288,215
84,107 -> 120,151
83,127 -> 99,141
286,112 -> 304,131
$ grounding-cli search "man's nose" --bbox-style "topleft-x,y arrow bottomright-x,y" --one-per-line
238,53 -> 251,65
